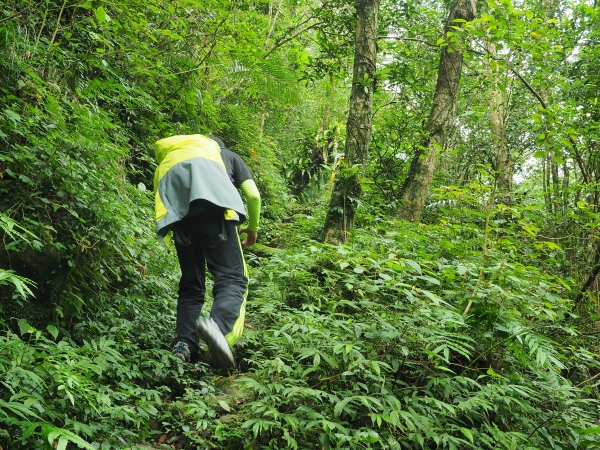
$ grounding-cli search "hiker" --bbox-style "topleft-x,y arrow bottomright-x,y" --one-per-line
153,134 -> 261,368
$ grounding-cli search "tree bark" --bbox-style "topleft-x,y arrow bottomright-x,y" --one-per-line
322,0 -> 379,244
551,156 -> 561,213
562,161 -> 569,209
485,40 -> 512,198
544,153 -> 552,213
397,0 -> 477,222
575,241 -> 600,307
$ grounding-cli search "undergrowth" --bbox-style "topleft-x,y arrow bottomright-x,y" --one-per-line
2,204 -> 600,449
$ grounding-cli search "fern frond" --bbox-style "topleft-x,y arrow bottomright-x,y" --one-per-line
225,58 -> 300,103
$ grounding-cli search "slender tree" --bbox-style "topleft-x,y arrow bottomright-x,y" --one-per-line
397,0 -> 477,222
322,0 -> 380,244
484,39 -> 512,197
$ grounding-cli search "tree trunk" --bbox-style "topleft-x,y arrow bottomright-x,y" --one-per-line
551,156 -> 561,213
543,153 -> 552,213
562,161 -> 569,209
397,0 -> 477,222
485,39 -> 512,198
575,241 -> 600,307
322,0 -> 379,244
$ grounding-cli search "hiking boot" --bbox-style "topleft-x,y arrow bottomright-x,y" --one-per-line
196,317 -> 236,369
172,341 -> 191,363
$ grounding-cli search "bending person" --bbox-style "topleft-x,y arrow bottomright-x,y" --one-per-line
153,134 -> 261,368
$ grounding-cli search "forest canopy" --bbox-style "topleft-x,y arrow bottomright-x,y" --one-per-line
1,0 -> 600,448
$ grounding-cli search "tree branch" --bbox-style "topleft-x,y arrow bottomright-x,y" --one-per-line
263,0 -> 284,51
49,0 -> 68,48
508,66 -> 547,108
170,17 -> 227,76
469,47 -> 547,108
0,2 -> 45,24
379,36 -> 438,47
262,21 -> 325,59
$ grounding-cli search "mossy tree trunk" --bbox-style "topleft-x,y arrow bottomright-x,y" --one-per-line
322,0 -> 380,244
397,0 -> 477,222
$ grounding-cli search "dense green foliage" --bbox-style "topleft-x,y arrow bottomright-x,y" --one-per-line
2,0 -> 600,448
3,202 -> 600,448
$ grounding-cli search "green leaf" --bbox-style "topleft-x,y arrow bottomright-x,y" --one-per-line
459,427 -> 474,443
95,6 -> 110,23
218,400 -> 231,412
0,399 -> 42,420
421,289 -> 445,306
404,259 -> 422,275
4,109 -> 21,123
56,437 -> 69,450
416,275 -> 440,285
47,324 -> 59,340
371,360 -> 381,376
334,396 -> 354,417
0,270 -> 12,282
17,319 -> 33,335
11,276 -> 36,299
47,428 -> 95,450
22,422 -> 42,439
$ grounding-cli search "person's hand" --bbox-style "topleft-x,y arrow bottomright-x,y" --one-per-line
239,226 -> 257,247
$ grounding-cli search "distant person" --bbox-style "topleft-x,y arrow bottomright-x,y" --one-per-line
153,134 -> 261,368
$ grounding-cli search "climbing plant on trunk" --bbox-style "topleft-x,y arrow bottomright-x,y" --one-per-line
322,0 -> 380,244
397,0 -> 477,222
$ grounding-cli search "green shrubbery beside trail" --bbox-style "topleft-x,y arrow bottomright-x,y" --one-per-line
2,201 -> 600,449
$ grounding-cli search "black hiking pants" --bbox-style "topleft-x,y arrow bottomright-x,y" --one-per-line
172,207 -> 248,356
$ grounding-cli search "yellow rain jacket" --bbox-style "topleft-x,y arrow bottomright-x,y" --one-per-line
153,134 -> 247,245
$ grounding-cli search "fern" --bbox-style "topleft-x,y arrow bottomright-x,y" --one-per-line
225,58 -> 300,103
